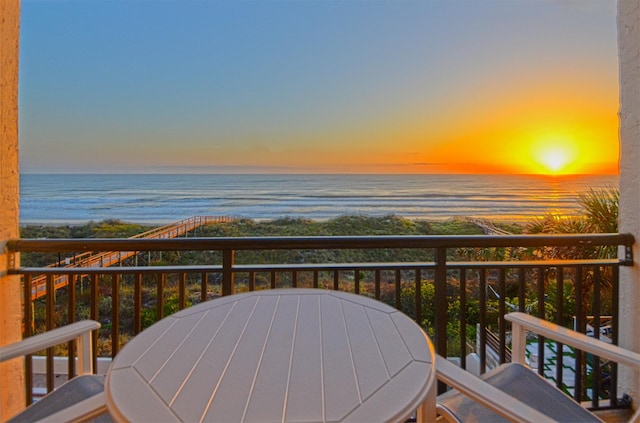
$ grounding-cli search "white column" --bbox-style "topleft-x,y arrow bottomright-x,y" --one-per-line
618,0 -> 640,403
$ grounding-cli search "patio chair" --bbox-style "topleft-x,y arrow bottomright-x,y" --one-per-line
435,312 -> 640,423
0,320 -> 110,422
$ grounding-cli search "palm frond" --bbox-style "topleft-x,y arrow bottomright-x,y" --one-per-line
578,187 -> 618,233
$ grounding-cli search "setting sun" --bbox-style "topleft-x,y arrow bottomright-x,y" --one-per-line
538,146 -> 574,174
529,137 -> 579,175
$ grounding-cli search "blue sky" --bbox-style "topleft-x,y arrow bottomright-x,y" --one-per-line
19,0 -> 619,174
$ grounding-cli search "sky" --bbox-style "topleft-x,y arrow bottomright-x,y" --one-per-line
19,0 -> 619,175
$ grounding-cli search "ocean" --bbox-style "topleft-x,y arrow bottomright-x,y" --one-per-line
19,173 -> 619,226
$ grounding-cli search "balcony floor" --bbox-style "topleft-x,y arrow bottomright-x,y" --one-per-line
593,408 -> 635,423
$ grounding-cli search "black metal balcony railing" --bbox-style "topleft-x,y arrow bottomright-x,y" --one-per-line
6,233 -> 635,411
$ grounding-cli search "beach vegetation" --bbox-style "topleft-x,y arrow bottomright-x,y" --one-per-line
20,220 -> 151,239
525,187 -> 618,236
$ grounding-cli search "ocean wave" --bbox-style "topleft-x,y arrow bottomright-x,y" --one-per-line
19,173 -> 618,225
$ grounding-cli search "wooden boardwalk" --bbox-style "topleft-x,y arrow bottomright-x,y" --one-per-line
467,217 -> 513,236
26,216 -> 233,300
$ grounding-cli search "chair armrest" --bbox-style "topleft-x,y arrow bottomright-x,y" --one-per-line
506,312 -> 640,369
435,355 -> 556,423
0,320 -> 100,374
0,320 -> 100,361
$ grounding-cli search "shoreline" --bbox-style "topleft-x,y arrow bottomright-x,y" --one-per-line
18,214 -> 532,228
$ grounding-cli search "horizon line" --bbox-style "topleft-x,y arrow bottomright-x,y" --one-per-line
19,171 -> 620,177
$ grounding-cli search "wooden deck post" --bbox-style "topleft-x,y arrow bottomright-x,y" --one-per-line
222,249 -> 235,296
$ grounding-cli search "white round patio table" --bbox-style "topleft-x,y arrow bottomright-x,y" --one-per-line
105,288 -> 436,422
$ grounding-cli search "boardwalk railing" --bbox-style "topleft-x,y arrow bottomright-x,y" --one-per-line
467,217 -> 514,235
22,216 -> 233,300
6,233 -> 635,410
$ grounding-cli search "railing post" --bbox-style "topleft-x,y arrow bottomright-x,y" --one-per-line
134,273 -> 142,334
178,273 -> 186,309
90,274 -> 99,372
434,247 -> 447,357
222,249 -> 235,296
498,268 -> 506,363
111,274 -> 120,356
23,274 -> 34,405
434,247 -> 447,395
46,274 -> 55,393
67,273 -> 77,378
157,273 -> 165,320
611,264 -> 620,407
